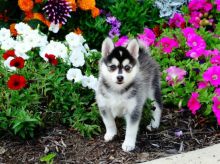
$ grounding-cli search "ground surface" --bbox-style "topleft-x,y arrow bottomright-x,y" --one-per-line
0,108 -> 220,164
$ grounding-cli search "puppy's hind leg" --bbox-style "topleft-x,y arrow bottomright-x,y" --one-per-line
147,79 -> 163,131
99,107 -> 117,142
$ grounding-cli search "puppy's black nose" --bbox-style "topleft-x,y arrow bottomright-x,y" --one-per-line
117,75 -> 124,82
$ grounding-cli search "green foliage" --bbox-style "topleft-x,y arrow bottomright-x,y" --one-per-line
40,153 -> 57,164
0,49 -> 102,139
109,0 -> 160,35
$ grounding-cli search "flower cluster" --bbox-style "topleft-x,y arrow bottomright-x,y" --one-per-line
0,23 -> 98,91
106,16 -> 121,38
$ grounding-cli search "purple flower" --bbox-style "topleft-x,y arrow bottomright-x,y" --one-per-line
169,13 -> 185,28
138,28 -> 156,46
175,130 -> 183,137
157,37 -> 179,54
214,88 -> 220,96
106,16 -> 121,38
211,55 -> 220,65
189,11 -> 202,29
165,66 -> 187,86
203,66 -> 220,87
189,0 -> 212,12
186,48 -> 205,59
115,36 -> 129,47
43,0 -> 72,25
182,27 -> 196,39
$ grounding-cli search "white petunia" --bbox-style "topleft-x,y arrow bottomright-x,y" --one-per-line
15,51 -> 30,60
49,22 -> 60,33
40,41 -> 68,62
3,57 -> 16,71
14,41 -> 32,58
0,28 -> 11,43
69,48 -> 85,67
1,38 -> 16,51
65,32 -> 85,48
81,75 -> 98,91
66,68 -> 83,82
15,22 -> 32,35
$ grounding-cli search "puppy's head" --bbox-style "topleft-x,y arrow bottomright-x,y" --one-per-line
100,37 -> 139,90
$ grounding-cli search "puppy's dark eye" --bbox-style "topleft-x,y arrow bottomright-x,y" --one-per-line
109,65 -> 117,71
124,65 -> 131,72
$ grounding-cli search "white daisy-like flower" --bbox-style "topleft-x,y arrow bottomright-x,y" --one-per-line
65,32 -> 85,48
3,57 -> 16,71
1,38 -> 16,51
66,68 -> 83,82
15,22 -> 32,35
69,48 -> 85,67
49,22 -> 60,33
0,28 -> 11,43
81,75 -> 98,91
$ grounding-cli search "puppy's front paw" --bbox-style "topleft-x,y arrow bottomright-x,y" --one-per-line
104,132 -> 116,142
122,142 -> 135,152
147,120 -> 160,131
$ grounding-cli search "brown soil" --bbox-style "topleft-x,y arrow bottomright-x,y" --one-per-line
0,108 -> 220,164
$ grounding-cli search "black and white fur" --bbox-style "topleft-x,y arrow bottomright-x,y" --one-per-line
95,38 -> 162,152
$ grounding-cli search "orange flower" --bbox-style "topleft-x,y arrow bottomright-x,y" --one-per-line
24,11 -> 34,21
10,23 -> 18,36
18,0 -> 34,12
66,0 -> 77,11
35,0 -> 42,3
91,7 -> 100,18
74,27 -> 83,35
77,0 -> 95,10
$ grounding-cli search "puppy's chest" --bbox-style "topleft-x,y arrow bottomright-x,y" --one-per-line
103,92 -> 136,117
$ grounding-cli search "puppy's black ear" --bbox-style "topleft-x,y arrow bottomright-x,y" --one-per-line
127,39 -> 139,59
101,37 -> 114,57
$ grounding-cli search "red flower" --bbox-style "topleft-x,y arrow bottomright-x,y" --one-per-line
7,74 -> 26,90
3,50 -> 16,60
10,57 -> 25,69
45,53 -> 58,66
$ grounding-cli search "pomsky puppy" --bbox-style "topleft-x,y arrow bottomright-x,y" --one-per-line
95,37 -> 162,152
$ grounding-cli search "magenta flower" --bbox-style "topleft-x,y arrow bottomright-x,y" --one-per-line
215,88 -> 220,96
186,34 -> 206,49
115,36 -> 129,47
189,11 -> 202,28
211,55 -> 220,65
203,66 -> 220,87
169,13 -> 185,28
216,0 -> 220,11
165,66 -> 187,86
188,0 -> 212,12
204,49 -> 220,57
182,27 -> 196,39
138,28 -> 156,46
157,37 -> 179,54
198,81 -> 209,89
187,92 -> 201,115
212,96 -> 220,125
186,47 -> 205,59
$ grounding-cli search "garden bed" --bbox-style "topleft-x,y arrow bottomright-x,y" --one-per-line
1,108 -> 220,163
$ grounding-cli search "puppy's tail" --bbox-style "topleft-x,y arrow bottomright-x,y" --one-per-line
137,39 -> 151,56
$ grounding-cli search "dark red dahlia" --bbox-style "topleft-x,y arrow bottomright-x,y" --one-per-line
7,74 -> 26,90
10,57 -> 25,69
43,0 -> 72,25
45,53 -> 58,66
3,50 -> 16,60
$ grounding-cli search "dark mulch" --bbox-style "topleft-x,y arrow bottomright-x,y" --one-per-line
1,108 -> 220,164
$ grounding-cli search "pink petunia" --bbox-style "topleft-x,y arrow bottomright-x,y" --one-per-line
214,88 -> 220,96
198,81 -> 209,89
188,0 -> 212,12
182,27 -> 196,39
138,28 -> 156,46
189,11 -> 202,28
169,13 -> 186,28
157,37 -> 179,54
115,36 -> 129,47
165,66 -> 187,86
216,0 -> 220,11
204,49 -> 220,57
186,34 -> 206,49
186,47 -> 205,59
187,92 -> 201,115
212,96 -> 220,125
203,66 -> 220,87
211,55 -> 220,65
